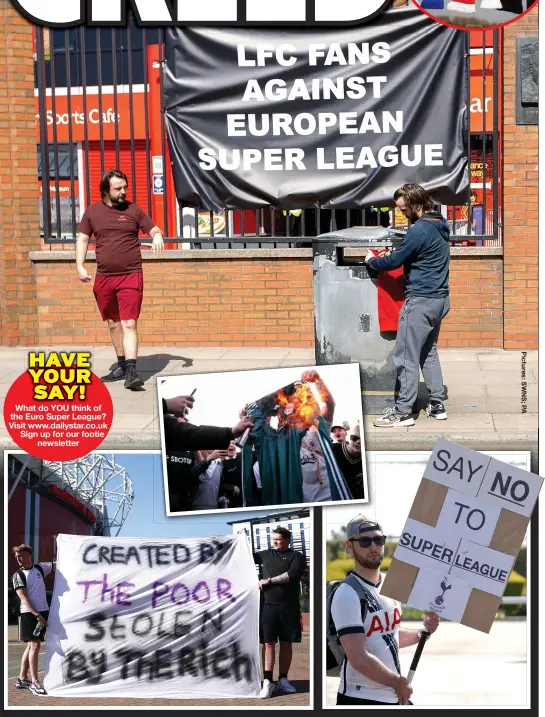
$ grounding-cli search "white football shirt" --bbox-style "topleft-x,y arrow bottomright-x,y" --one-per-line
12,563 -> 53,613
331,571 -> 402,703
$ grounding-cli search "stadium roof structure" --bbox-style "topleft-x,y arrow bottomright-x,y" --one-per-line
7,453 -> 134,536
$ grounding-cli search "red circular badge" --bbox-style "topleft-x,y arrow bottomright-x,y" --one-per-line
4,371 -> 113,461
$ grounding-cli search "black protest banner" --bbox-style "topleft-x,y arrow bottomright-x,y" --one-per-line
164,6 -> 469,210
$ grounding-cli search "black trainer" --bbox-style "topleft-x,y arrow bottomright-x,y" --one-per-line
426,401 -> 448,420
124,366 -> 144,390
101,365 -> 126,382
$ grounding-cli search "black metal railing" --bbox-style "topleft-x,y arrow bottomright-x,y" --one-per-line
35,22 -> 501,248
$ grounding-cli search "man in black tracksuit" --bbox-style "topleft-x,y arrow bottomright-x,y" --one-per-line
365,184 -> 450,428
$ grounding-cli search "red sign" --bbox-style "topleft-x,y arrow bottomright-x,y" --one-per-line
35,90 -> 147,143
50,484 -> 97,524
469,52 -> 494,134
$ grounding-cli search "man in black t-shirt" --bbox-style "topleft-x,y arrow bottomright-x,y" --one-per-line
254,526 -> 307,699
331,424 -> 364,499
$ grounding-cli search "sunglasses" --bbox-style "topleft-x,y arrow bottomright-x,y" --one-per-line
350,435 -> 360,442
351,535 -> 386,548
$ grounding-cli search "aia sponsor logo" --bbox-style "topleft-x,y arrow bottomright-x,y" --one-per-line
366,607 -> 401,637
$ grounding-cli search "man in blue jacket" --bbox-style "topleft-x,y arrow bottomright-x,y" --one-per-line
364,184 -> 450,428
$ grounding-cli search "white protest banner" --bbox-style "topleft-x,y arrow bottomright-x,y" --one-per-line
382,441 -> 543,633
423,439 -> 489,496
44,533 -> 261,698
450,539 -> 515,597
477,457 -> 544,518
407,569 -> 473,624
395,518 -> 459,573
434,489 -> 502,547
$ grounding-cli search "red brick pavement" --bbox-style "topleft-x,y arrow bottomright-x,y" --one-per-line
7,632 -> 310,707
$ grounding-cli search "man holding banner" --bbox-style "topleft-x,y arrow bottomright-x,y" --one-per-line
330,515 -> 439,705
254,527 -> 307,698
12,544 -> 55,696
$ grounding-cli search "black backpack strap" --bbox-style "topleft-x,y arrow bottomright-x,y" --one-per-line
35,564 -> 45,579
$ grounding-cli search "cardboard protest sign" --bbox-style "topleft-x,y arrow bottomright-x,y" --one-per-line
382,440 -> 543,633
44,533 -> 261,698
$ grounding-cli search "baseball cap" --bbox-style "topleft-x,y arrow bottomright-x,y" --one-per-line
346,515 -> 383,540
330,425 -> 346,432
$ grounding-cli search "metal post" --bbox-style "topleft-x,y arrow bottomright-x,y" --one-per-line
36,26 -> 52,242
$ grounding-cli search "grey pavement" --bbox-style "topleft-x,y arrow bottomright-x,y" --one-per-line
326,619 -> 528,707
0,347 -> 537,458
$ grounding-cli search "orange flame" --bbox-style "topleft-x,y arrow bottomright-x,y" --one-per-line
276,383 -> 321,431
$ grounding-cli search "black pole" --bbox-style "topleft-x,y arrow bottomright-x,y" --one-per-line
407,629 -> 430,684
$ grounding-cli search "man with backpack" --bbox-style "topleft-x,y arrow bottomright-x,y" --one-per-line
364,184 -> 451,428
327,515 -> 439,705
11,544 -> 55,696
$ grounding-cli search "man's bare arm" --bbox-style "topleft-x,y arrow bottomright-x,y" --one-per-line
398,627 -> 420,648
149,225 -> 164,256
14,588 -> 41,618
318,378 -> 335,426
340,632 -> 411,702
76,233 -> 92,282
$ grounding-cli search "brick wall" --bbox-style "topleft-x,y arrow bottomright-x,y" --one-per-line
30,252 -> 502,347
0,0 -> 536,351
502,6 -> 538,349
0,1 -> 41,345
32,254 -> 316,347
441,255 -> 503,347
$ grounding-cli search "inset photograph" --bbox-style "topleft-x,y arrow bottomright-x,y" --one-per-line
158,363 -> 367,514
324,450 -> 532,707
6,451 -> 311,706
413,0 -> 538,29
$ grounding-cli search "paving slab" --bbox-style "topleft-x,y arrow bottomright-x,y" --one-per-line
153,359 -> 291,374
215,348 -> 292,360
285,349 -> 316,360
6,631 -> 310,708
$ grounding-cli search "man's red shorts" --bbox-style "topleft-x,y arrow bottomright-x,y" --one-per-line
93,272 -> 143,322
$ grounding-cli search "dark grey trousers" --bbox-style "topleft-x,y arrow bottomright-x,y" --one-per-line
393,295 -> 450,415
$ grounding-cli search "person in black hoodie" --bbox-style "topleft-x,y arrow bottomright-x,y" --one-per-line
166,436 -> 209,513
364,184 -> 450,427
161,395 -> 254,450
